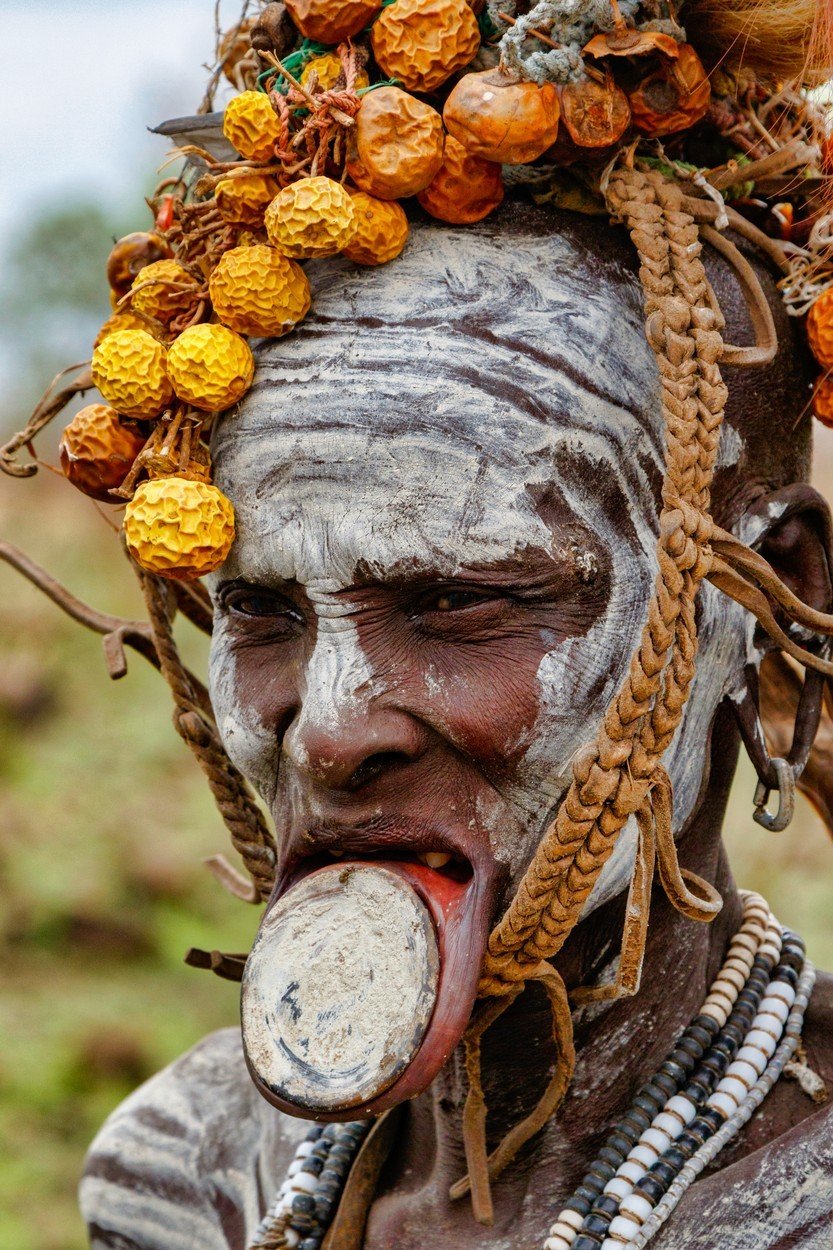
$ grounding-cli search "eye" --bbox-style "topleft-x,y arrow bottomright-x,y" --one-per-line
220,584 -> 302,625
416,587 -> 499,614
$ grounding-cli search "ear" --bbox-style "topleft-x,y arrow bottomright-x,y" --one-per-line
729,483 -> 833,831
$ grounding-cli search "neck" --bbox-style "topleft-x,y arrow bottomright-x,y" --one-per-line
368,710 -> 745,1247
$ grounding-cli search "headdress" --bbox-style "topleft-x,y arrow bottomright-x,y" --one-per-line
4,0 -> 833,1225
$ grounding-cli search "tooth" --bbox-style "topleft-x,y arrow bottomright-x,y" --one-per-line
422,852 -> 452,869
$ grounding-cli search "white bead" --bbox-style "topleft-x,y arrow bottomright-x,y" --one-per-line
296,1140 -> 315,1158
287,1159 -> 304,1177
707,1090 -> 736,1119
759,941 -> 782,963
760,996 -> 790,1024
604,1177 -> 634,1200
609,1213 -> 641,1239
736,1044 -> 767,1076
746,1027 -> 777,1058
618,1160 -> 646,1184
560,1210 -> 584,1231
733,932 -> 758,955
715,1076 -> 746,1105
754,1011 -> 785,1038
290,1171 -> 318,1193
602,1240 -> 624,1250
285,1232 -> 300,1249
725,1059 -> 758,1089
641,1127 -> 672,1155
666,1095 -> 697,1125
544,1236 -> 572,1250
619,1193 -> 653,1223
720,966 -> 746,992
652,1112 -> 684,1139
629,1144 -> 659,1169
768,981 -> 796,1008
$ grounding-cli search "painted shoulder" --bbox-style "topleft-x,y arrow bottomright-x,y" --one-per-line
79,1027 -> 304,1250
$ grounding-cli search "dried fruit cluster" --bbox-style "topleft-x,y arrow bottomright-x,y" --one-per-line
50,0 -> 805,580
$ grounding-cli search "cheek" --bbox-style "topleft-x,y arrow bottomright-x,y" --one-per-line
208,628 -> 286,804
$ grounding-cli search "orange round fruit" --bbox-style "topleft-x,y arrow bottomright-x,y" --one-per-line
284,0 -> 382,43
371,0 -> 480,93
94,310 -> 156,349
59,405 -> 147,502
628,43 -> 711,137
209,244 -> 311,336
808,289 -> 833,369
560,77 -> 631,148
444,69 -> 560,164
346,87 -> 444,201
812,374 -> 833,427
216,173 -> 280,226
343,193 -> 410,265
223,90 -> 283,162
106,232 -> 173,298
417,135 -> 503,224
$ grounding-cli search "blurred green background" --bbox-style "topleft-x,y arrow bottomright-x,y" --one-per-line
1,5 -> 832,1249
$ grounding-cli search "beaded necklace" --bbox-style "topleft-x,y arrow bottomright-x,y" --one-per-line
251,891 -> 814,1250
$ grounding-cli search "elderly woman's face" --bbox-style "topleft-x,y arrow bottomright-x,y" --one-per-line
208,213 -> 748,930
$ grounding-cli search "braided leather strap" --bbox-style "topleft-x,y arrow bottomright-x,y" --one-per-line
479,167 -> 728,996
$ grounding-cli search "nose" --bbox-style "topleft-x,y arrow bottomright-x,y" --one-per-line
282,610 -> 428,791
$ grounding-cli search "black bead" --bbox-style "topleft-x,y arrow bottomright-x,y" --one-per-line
686,1024 -> 714,1049
652,1072 -> 678,1098
649,1160 -> 677,1187
675,1131 -> 699,1156
636,1175 -> 667,1203
310,1142 -> 331,1161
593,1195 -> 620,1217
578,1172 -> 605,1197
321,1124 -> 341,1141
700,1054 -> 727,1079
691,1065 -> 718,1090
675,1036 -> 705,1060
291,1195 -> 316,1215
663,1146 -> 688,1171
699,1107 -> 724,1132
621,1107 -> 652,1134
659,1059 -> 688,1085
633,1094 -> 661,1118
722,1022 -> 746,1046
584,1213 -> 613,1236
780,949 -> 804,973
572,1236 -> 603,1250
710,1037 -> 738,1062
587,1160 -> 616,1185
612,1121 -> 641,1146
773,965 -> 799,987
575,1185 -> 600,1205
565,1195 -> 593,1217
299,1240 -> 321,1250
607,1131 -> 635,1156
305,1124 -> 324,1141
669,1047 -> 697,1073
305,1156 -> 324,1177
598,1146 -> 625,1168
683,1078 -> 711,1103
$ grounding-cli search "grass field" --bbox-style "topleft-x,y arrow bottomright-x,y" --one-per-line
2,443 -> 832,1250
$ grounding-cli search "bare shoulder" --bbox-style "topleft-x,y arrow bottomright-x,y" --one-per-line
80,1028 -> 305,1250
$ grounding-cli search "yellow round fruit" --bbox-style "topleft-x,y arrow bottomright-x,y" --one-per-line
124,477 -> 235,581
416,134 -> 504,223
346,87 -> 444,200
166,324 -> 255,412
264,176 -> 357,259
216,173 -> 280,226
223,90 -> 283,162
59,405 -> 147,502
130,259 -> 201,325
300,52 -> 370,92
808,289 -> 833,369
210,244 -> 311,336
91,329 -> 173,419
371,0 -> 480,94
94,310 -> 156,349
344,193 -> 409,265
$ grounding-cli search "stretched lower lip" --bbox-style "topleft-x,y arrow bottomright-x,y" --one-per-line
243,850 -> 492,1121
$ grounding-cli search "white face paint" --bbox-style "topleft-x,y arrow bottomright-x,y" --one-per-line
208,214 -> 751,912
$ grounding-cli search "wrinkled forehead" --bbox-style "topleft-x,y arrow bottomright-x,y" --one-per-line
212,214 -> 663,586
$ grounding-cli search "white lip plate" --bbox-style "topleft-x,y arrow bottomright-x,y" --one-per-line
242,863 -> 440,1111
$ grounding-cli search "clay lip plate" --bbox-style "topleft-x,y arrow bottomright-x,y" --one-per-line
242,863 -> 440,1112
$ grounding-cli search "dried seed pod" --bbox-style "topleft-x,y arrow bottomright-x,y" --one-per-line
371,0 -> 481,94
808,290 -> 833,369
251,3 -> 296,56
215,173 -> 281,226
343,193 -> 410,265
218,20 -> 255,85
812,374 -> 833,427
628,43 -> 711,137
91,329 -> 172,419
209,244 -> 311,335
583,26 -> 680,61
130,259 -> 201,326
106,231 -> 173,298
416,135 -> 503,224
265,176 -> 357,259
124,477 -> 235,581
59,405 -> 147,502
300,51 -> 370,92
166,324 -> 255,412
346,87 -> 444,200
223,90 -> 283,162
560,75 -> 631,148
443,70 -> 560,165
284,0 -> 382,43
94,311 -> 156,349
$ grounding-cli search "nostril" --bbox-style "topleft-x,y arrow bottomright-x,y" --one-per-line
346,751 -> 411,791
